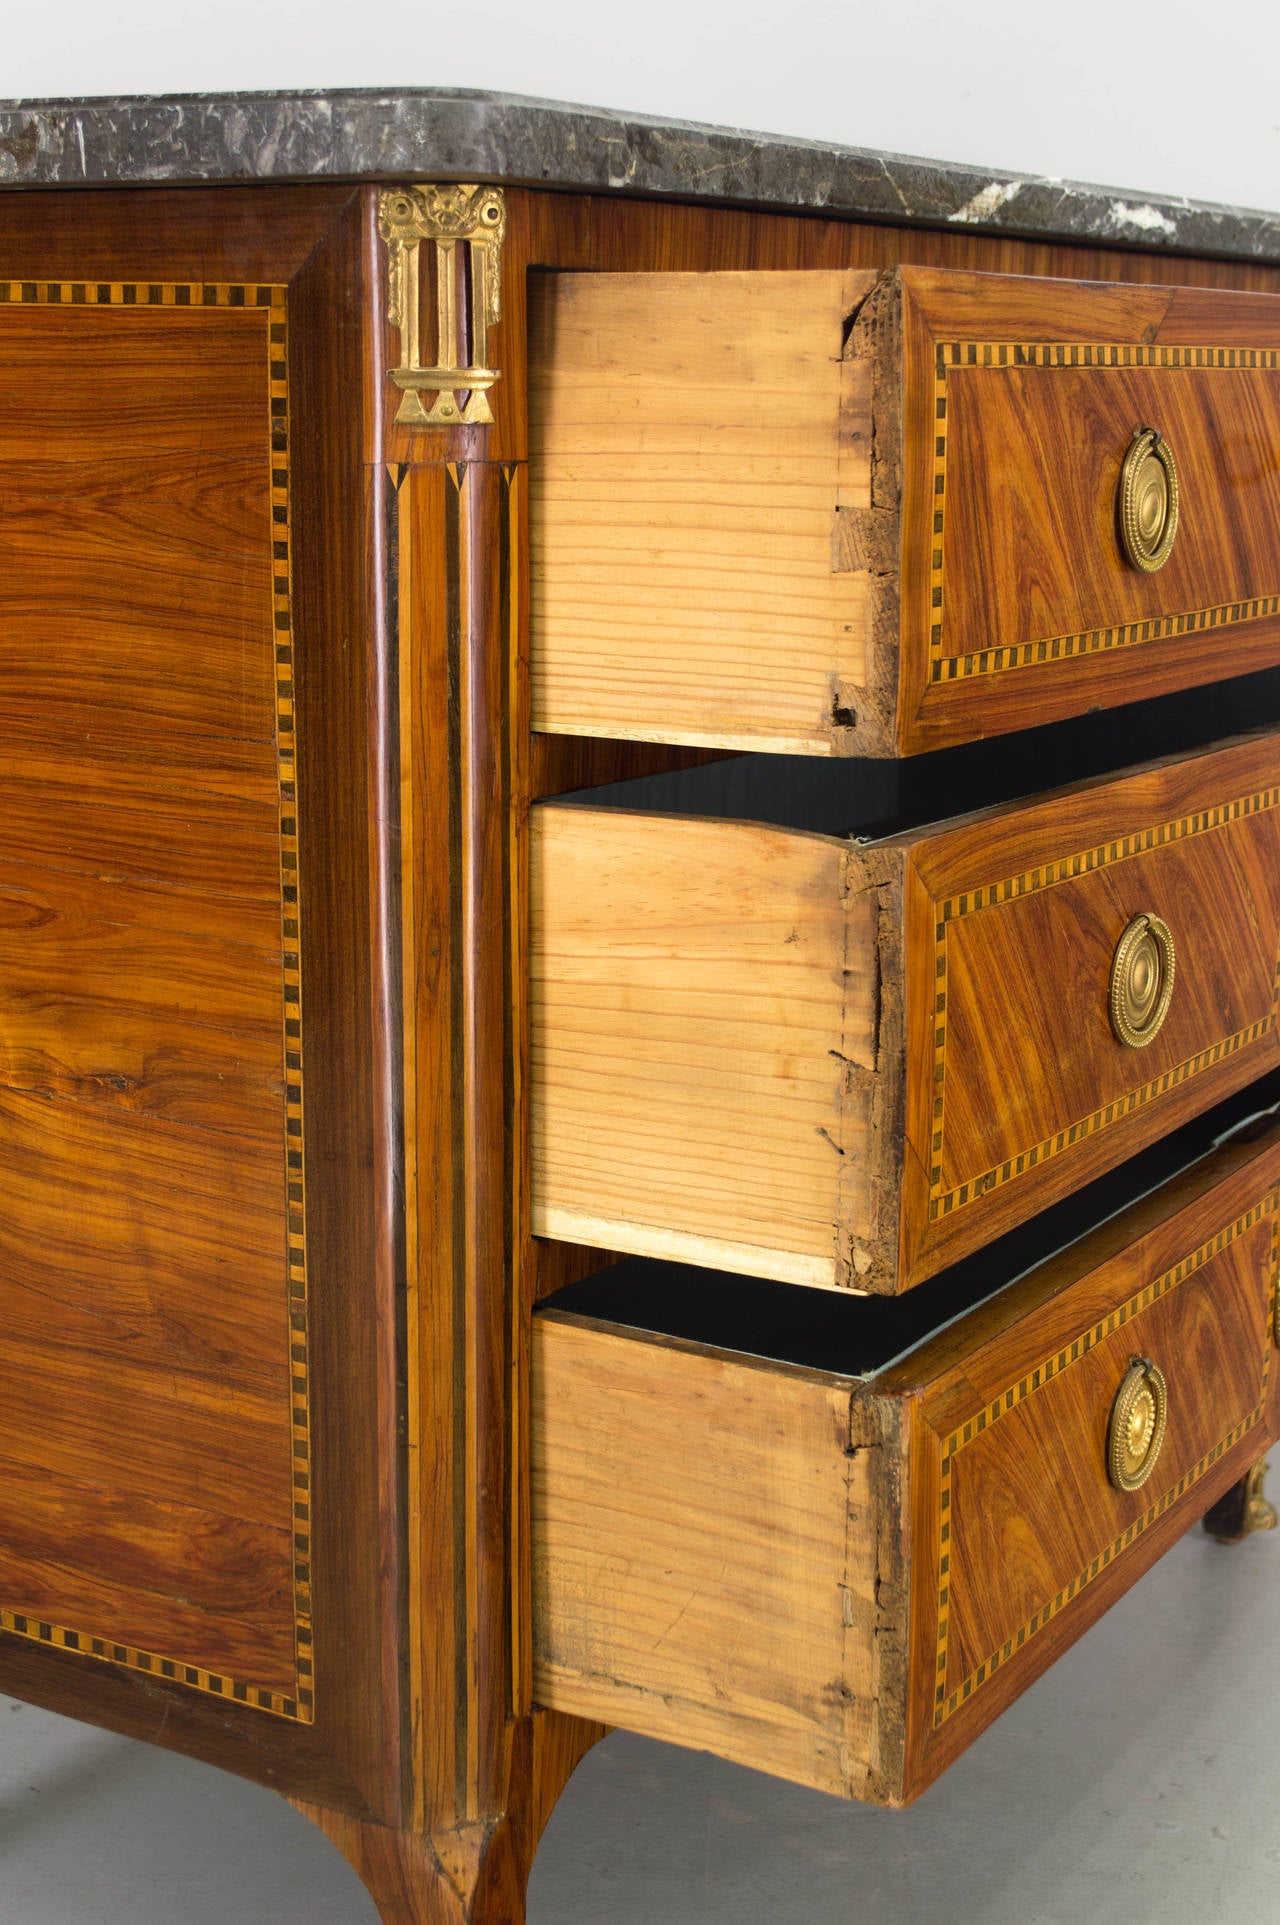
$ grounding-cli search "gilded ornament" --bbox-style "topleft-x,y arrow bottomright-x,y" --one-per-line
1109,912 -> 1175,1048
1118,425 -> 1180,572
1107,1356 -> 1168,1493
378,184 -> 506,428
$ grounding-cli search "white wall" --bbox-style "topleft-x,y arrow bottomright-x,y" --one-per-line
2,0 -> 1278,213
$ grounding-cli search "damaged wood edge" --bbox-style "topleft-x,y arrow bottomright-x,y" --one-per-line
837,842 -> 909,1294
831,270 -> 905,758
845,1390 -> 912,1804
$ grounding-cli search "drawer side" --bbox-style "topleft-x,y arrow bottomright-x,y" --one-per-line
531,806 -> 900,1287
532,1316 -> 907,1801
529,269 -> 886,756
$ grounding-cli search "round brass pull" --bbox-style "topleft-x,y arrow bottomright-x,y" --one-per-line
1109,912 -> 1175,1048
1118,425 -> 1179,572
1108,1356 -> 1168,1493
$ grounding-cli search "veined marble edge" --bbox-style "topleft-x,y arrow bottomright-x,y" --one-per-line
0,87 -> 1277,264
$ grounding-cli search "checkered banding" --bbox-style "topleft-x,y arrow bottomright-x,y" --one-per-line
929,786 -> 1280,1222
0,281 -> 313,1725
932,1193 -> 1277,1727
929,339 -> 1280,680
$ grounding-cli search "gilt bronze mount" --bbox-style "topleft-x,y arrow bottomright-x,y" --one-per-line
378,183 -> 506,427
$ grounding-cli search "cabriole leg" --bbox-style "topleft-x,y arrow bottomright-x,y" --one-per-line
290,1709 -> 603,1924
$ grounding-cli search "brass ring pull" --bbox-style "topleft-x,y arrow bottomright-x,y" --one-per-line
1118,425 -> 1179,572
1109,912 -> 1175,1049
1108,1356 -> 1168,1492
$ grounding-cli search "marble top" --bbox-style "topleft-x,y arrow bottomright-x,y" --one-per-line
1,87 -> 1278,263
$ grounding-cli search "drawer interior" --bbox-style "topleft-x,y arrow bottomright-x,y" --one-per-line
539,1073 -> 1280,1377
555,664 -> 1280,837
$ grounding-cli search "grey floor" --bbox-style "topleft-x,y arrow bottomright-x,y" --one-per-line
0,1521 -> 1276,1923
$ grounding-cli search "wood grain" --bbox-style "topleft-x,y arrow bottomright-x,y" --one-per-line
0,279 -> 311,1721
0,1083 -> 288,1376
0,867 -> 284,1140
901,728 -> 1280,1283
530,806 -> 877,1284
281,188 -> 406,1812
941,1223 -> 1267,1698
889,1122 -> 1280,1797
896,269 -> 1280,751
0,184 -> 418,1827
532,1315 -> 895,1800
0,1455 -> 296,1690
529,270 -> 875,754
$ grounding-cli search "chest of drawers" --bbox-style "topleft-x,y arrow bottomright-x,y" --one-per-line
0,85 -> 1278,1924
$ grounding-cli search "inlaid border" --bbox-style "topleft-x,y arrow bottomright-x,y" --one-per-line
931,1193 -> 1278,1728
928,340 -> 1280,682
0,280 -> 313,1724
927,785 -> 1280,1223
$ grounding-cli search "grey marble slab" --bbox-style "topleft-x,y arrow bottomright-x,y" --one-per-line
0,87 -> 1277,263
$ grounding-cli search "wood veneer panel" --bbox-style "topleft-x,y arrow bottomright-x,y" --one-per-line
0,1328 -> 289,1526
0,1083 -> 288,1377
943,1224 -> 1265,1695
0,184 -> 360,285
0,877 -> 283,1140
0,777 -> 279,897
0,185 -> 416,1829
0,1456 -> 296,1690
899,729 -> 1280,1281
894,270 -> 1280,751
891,1125 -> 1280,1796
0,269 -> 310,1728
0,308 -> 277,744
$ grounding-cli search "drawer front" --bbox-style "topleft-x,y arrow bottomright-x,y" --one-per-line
895,269 -> 1280,751
529,267 -> 1280,758
901,729 -> 1280,1281
533,731 -> 1280,1294
909,1172 -> 1275,1790
533,1127 -> 1280,1806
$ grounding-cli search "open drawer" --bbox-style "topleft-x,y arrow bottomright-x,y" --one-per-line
531,729 -> 1280,1293
532,1110 -> 1280,1805
530,265 -> 1280,756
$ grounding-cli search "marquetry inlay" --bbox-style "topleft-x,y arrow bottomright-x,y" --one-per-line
0,280 -> 314,1725
931,1193 -> 1278,1728
928,786 -> 1280,1223
929,340 -> 1280,682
